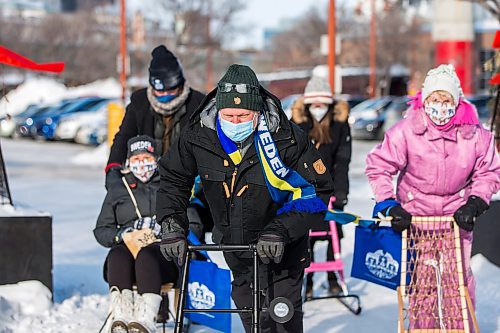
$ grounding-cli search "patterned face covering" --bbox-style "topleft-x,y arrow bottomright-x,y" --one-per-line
424,101 -> 456,126
129,159 -> 158,183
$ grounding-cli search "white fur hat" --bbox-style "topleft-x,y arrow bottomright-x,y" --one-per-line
303,76 -> 334,105
421,64 -> 463,105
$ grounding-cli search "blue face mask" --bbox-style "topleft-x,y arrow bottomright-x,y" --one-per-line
156,94 -> 177,103
219,115 -> 256,142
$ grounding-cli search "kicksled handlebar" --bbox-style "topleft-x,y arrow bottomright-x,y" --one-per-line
174,244 -> 294,333
188,244 -> 256,251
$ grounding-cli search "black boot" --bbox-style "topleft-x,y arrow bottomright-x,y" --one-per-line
305,274 -> 313,300
327,278 -> 342,296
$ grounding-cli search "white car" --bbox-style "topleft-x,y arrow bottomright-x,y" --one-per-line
74,119 -> 107,145
54,101 -> 112,141
0,115 -> 16,137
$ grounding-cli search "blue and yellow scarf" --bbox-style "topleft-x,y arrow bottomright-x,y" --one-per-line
216,114 -> 326,215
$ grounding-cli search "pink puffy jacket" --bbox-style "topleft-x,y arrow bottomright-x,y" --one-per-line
366,97 -> 500,216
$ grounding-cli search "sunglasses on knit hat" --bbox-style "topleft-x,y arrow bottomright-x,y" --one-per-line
218,82 -> 259,94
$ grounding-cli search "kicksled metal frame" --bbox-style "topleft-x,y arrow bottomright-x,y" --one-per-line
397,216 -> 480,333
303,197 -> 362,315
174,244 -> 294,333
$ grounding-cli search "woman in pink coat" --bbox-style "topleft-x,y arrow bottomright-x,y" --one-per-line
365,64 -> 500,328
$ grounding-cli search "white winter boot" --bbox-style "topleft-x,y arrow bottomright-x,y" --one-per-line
128,293 -> 162,333
110,287 -> 134,333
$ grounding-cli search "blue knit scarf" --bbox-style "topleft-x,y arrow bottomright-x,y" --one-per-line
216,114 -> 326,215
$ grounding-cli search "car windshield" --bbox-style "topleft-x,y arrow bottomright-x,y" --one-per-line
385,98 -> 410,112
351,97 -> 389,113
14,105 -> 41,118
64,99 -> 105,114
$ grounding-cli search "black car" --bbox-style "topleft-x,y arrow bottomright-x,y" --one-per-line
467,95 -> 493,129
348,96 -> 396,140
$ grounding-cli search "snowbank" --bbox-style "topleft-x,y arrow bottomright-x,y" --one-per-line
0,255 -> 498,333
71,143 -> 108,167
0,203 -> 51,217
0,77 -> 121,117
0,280 -> 108,333
64,78 -> 121,100
0,78 -> 66,117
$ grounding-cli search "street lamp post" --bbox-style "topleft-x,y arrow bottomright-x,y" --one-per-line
369,0 -> 376,98
120,0 -> 127,103
328,0 -> 336,94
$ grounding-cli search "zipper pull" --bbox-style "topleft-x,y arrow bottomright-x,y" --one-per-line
230,167 -> 238,193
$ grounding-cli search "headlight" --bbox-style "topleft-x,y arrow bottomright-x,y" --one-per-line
45,118 -> 53,125
26,118 -> 33,126
348,116 -> 356,125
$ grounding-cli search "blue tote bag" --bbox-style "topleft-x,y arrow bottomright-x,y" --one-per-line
351,226 -> 403,290
186,233 -> 232,332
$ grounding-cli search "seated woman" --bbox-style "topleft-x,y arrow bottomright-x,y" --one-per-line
94,135 -> 177,333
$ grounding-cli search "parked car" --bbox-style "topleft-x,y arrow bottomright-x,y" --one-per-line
467,95 -> 492,129
0,114 -> 16,137
381,96 -> 411,133
54,99 -> 113,141
15,104 -> 61,138
334,94 -> 367,109
280,94 -> 301,120
33,97 -> 107,140
75,119 -> 107,145
349,96 -> 396,140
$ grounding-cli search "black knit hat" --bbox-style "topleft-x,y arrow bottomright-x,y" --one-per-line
148,45 -> 185,91
216,64 -> 263,112
127,135 -> 157,158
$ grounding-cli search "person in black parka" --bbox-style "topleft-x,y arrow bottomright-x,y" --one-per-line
95,136 -> 179,333
291,76 -> 352,298
105,45 -> 205,189
157,65 -> 334,333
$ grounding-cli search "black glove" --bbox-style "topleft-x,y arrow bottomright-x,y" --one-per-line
105,165 -> 123,190
256,233 -> 284,264
453,196 -> 489,232
387,205 -> 412,232
160,218 -> 187,266
333,193 -> 348,210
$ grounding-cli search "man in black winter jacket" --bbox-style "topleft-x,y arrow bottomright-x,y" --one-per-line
105,45 -> 205,187
157,64 -> 334,333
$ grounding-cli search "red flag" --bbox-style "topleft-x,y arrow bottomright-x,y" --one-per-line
493,30 -> 500,49
490,73 -> 500,85
0,45 -> 64,73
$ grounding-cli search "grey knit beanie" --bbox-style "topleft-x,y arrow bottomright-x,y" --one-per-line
421,64 -> 462,105
216,64 -> 263,112
303,76 -> 333,105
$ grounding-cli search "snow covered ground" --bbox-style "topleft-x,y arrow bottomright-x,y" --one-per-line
0,138 -> 499,333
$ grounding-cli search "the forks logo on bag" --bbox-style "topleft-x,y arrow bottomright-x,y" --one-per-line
188,282 -> 216,310
365,249 -> 399,280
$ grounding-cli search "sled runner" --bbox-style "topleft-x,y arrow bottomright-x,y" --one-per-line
303,197 -> 362,315
398,216 -> 480,333
174,244 -> 295,333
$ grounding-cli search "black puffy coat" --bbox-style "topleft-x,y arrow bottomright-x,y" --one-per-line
94,172 -> 159,248
297,120 -> 351,209
157,87 -> 334,274
106,87 -> 205,170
